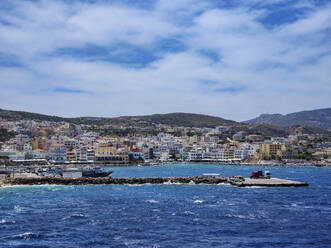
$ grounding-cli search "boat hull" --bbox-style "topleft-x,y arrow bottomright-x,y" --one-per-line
82,170 -> 112,178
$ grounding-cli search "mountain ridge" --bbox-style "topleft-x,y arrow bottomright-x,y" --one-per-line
0,108 -> 330,135
0,109 -> 238,127
245,108 -> 331,130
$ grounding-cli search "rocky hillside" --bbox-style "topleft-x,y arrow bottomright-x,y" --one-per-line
245,108 -> 331,130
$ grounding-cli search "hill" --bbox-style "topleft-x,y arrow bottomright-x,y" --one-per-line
115,113 -> 238,127
0,108 -> 67,122
245,108 -> 331,130
0,109 -> 238,127
229,123 -> 329,137
0,108 -> 329,136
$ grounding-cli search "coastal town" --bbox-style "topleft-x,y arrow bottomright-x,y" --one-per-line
1,117 -> 330,169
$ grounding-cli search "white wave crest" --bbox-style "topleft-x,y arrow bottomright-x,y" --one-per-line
163,181 -> 183,185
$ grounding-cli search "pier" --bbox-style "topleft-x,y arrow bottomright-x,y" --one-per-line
1,176 -> 308,187
229,177 -> 309,187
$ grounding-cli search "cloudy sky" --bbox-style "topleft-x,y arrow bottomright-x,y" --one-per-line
0,0 -> 330,121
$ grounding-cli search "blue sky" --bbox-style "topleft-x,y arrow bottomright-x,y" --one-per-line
0,0 -> 330,121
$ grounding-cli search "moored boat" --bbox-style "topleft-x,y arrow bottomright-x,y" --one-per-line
82,168 -> 113,178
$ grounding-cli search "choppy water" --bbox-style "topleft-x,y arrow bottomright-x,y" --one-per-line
0,164 -> 330,248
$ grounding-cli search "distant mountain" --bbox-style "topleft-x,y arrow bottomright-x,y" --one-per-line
1,108 -> 329,135
245,108 -> 331,130
238,124 -> 329,137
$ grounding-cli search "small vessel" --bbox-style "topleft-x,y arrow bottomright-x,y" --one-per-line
82,167 -> 113,178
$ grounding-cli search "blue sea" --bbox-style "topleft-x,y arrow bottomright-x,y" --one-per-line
0,164 -> 330,248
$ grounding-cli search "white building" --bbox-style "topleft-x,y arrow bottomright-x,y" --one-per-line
214,126 -> 229,134
271,137 -> 290,145
234,144 -> 256,160
51,146 -> 67,163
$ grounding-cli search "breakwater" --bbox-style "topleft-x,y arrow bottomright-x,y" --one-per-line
3,176 -> 228,186
2,176 -> 309,187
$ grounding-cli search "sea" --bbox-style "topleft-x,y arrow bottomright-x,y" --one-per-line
0,164 -> 330,248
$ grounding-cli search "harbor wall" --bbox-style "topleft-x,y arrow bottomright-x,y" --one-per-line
3,176 -> 228,186
2,176 -> 309,187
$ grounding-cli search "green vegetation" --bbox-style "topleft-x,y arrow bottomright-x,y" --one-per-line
167,131 -> 183,137
128,154 -> 144,164
118,112 -> 238,128
0,128 -> 15,142
186,131 -> 195,137
0,108 -> 67,122
88,127 -> 160,137
0,109 -> 238,127
298,152 -> 313,161
217,140 -> 228,144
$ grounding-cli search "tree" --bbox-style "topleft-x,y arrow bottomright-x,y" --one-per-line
263,155 -> 270,160
298,152 -> 313,161
186,131 -> 195,137
0,128 -> 16,142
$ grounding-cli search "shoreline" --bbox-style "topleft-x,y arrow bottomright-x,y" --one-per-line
107,161 -> 329,167
1,161 -> 330,170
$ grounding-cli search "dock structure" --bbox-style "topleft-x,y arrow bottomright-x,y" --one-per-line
1,176 -> 308,187
229,177 -> 309,187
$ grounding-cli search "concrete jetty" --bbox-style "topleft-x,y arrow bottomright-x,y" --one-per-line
229,177 -> 309,187
1,176 -> 308,187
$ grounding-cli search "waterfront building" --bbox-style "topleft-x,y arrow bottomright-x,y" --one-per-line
261,142 -> 286,159
51,146 -> 67,163
66,149 -> 76,162
8,151 -> 25,161
129,152 -> 145,160
95,145 -> 129,163
27,150 -> 46,159
159,152 -> 170,161
85,148 -> 94,162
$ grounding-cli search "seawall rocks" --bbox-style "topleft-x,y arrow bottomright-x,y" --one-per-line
3,176 -> 229,186
3,176 -> 309,187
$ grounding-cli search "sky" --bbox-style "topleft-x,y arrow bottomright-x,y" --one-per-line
0,0 -> 330,121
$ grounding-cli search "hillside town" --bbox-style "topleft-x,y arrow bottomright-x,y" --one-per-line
0,118 -> 330,167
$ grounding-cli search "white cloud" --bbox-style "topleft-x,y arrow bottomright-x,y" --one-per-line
0,0 -> 180,59
0,0 -> 330,121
